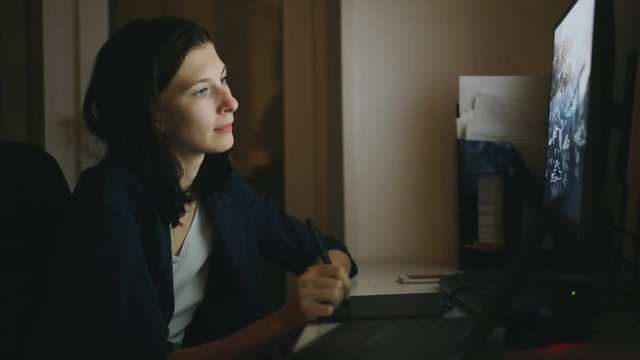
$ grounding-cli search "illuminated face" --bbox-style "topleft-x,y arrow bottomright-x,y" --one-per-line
155,43 -> 239,160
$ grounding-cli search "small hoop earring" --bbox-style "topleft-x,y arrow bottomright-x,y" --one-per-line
155,123 -> 165,135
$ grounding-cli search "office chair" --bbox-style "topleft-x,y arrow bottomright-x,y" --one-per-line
0,142 -> 71,359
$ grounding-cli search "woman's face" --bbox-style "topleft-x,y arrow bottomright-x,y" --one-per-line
155,42 -> 238,160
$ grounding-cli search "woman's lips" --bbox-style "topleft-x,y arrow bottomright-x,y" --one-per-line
215,123 -> 233,133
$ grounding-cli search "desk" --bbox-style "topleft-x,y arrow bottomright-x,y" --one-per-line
291,260 -> 640,358
292,259 -> 458,352
482,308 -> 640,359
348,259 -> 457,296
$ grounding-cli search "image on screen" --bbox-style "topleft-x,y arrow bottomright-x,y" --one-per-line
544,0 -> 595,223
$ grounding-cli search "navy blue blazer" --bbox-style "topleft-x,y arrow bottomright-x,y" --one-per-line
52,164 -> 357,360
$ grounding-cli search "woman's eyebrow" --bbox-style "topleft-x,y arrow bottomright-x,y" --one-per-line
190,78 -> 213,87
188,66 -> 227,88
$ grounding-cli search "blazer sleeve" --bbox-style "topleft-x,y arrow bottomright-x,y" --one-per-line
68,170 -> 174,360
228,170 -> 358,277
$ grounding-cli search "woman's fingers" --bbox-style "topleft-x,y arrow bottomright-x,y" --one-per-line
337,267 -> 351,299
298,286 -> 344,308
298,273 -> 343,290
303,264 -> 351,299
279,264 -> 353,327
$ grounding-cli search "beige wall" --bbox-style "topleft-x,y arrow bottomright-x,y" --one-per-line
613,0 -> 640,271
0,0 -> 43,146
0,1 -> 108,189
614,0 -> 640,101
283,1 -> 344,238
41,0 -> 109,188
340,0 -> 572,263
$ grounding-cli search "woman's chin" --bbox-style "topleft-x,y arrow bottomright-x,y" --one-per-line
210,137 -> 234,153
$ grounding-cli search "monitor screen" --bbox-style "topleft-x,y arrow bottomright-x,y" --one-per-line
542,0 -> 614,270
544,0 -> 595,222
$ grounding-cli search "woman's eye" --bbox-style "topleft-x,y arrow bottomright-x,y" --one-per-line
221,76 -> 228,85
194,88 -> 209,97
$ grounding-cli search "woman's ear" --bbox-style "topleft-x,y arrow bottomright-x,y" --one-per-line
150,105 -> 165,135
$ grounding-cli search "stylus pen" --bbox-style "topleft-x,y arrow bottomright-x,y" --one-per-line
306,217 -> 350,309
306,217 -> 332,265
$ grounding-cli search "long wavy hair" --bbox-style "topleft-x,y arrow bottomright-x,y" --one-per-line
82,17 -> 232,227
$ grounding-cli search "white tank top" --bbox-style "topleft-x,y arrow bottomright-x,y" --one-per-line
167,204 -> 214,348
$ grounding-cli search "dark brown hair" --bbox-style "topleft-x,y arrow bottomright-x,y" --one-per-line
83,17 -> 231,227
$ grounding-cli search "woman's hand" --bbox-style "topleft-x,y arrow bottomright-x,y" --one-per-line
277,264 -> 351,328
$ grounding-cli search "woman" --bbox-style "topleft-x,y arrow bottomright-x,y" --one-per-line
53,17 -> 356,359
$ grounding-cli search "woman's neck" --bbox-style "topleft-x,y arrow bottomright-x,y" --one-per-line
175,153 -> 204,192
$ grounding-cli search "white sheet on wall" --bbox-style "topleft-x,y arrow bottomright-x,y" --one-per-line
458,75 -> 551,182
459,75 -> 551,114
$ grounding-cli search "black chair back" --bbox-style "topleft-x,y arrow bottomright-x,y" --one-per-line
0,142 -> 71,359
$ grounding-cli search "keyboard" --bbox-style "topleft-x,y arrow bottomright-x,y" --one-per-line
438,267 -> 569,315
287,317 -> 477,360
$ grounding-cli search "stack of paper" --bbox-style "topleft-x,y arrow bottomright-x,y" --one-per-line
458,76 -> 550,247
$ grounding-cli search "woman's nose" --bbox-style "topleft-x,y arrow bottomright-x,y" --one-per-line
218,90 -> 239,114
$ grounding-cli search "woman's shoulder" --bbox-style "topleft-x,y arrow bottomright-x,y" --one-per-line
74,163 -> 148,200
215,166 -> 251,197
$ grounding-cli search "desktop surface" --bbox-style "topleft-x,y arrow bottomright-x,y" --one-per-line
348,259 -> 456,296
288,316 -> 476,360
290,260 -> 640,359
291,260 -> 456,354
485,306 -> 640,359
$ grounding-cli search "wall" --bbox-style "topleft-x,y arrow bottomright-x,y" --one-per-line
41,0 -> 109,188
613,0 -> 640,271
0,0 -> 43,146
283,1 -> 344,239
0,0 -> 108,188
613,0 -> 640,102
340,0 -> 572,263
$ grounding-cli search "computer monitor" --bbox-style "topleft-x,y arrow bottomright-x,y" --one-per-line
542,0 -> 614,272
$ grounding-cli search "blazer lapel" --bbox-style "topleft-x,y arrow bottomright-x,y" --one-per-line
204,193 -> 249,311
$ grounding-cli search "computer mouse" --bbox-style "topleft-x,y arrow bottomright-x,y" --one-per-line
503,309 -> 590,347
498,272 -> 598,348
502,296 -> 591,347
